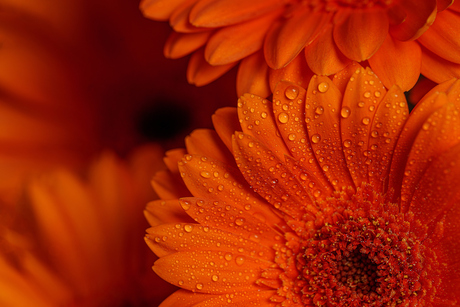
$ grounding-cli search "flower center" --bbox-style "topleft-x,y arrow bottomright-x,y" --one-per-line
263,186 -> 441,306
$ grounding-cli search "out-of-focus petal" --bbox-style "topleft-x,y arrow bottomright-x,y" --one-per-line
236,52 -> 270,98
304,24 -> 351,76
437,0 -> 454,11
189,0 -> 283,27
185,129 -> 235,166
187,48 -> 237,86
421,46 -> 460,84
333,8 -> 388,62
164,31 -> 212,59
268,53 -> 314,93
264,8 -> 331,69
389,0 -> 437,41
369,34 -> 421,91
170,0 -> 209,33
212,107 -> 239,151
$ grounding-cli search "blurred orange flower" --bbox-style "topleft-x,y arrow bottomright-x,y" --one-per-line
145,65 -> 460,306
140,0 -> 460,96
0,146 -> 177,306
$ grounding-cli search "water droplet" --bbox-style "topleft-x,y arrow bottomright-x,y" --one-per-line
341,107 -> 351,118
178,280 -> 184,286
311,134 -> 321,144
317,82 -> 329,93
364,91 -> 371,98
371,130 -> 378,138
184,225 -> 194,233
248,142 -> 254,148
322,165 -> 329,172
362,117 -> 370,125
374,91 -> 381,97
217,185 -> 224,191
369,105 -> 375,112
422,122 -> 430,130
313,190 -> 321,198
343,139 -> 352,148
358,101 -> 365,108
278,112 -> 289,124
288,133 -> 296,141
285,85 -> 299,100
196,283 -> 203,290
235,256 -> 245,266
212,275 -> 219,282
261,112 -> 267,119
385,138 -> 391,144
225,253 -> 233,261
180,201 -> 191,211
200,171 -> 211,178
235,218 -> 244,226
315,106 -> 324,115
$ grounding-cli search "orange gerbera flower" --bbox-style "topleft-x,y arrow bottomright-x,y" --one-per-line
0,146 -> 176,306
146,64 -> 460,306
140,0 -> 460,96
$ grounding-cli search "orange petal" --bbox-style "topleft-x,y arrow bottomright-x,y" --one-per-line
264,9 -> 331,69
271,81 -> 333,192
164,31 -> 212,59
232,132 -> 312,219
305,76 -> 355,191
145,200 -> 194,226
237,93 -> 291,161
387,80 -> 455,203
185,129 -> 235,166
268,53 -> 314,93
420,46 -> 460,83
437,0 -> 454,11
333,8 -> 389,62
340,67 -> 387,187
178,154 -> 284,227
331,62 -> 363,94
389,0 -> 437,41
140,0 -> 189,21
205,11 -> 280,65
192,290 -> 276,306
170,0 -> 209,33
178,197 -> 281,249
418,8 -> 460,64
366,85 -> 408,193
164,148 -> 187,174
152,170 -> 191,199
236,51 -> 271,98
368,34 -> 421,91
153,250 -> 269,293
189,0 -> 283,27
400,96 -> 460,209
159,289 -> 217,307
212,107 -> 240,152
304,24 -> 351,75
187,48 -> 237,86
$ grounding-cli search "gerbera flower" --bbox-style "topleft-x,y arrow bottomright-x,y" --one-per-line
0,146 -> 176,306
140,0 -> 460,96
146,64 -> 460,306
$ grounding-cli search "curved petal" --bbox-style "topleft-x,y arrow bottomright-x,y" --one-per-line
152,170 -> 191,199
145,200 -> 193,226
153,250 -> 270,294
304,24 -> 351,76
305,76 -> 355,190
264,8 -> 331,69
190,0 -> 283,27
437,0 -> 454,11
368,34 -> 421,91
237,93 -> 291,161
187,49 -> 237,86
417,8 -> 460,64
212,107 -> 240,152
420,46 -> 460,83
140,0 -> 189,21
205,11 -> 280,65
236,52 -> 270,98
389,0 -> 437,41
268,53 -> 314,93
185,129 -> 235,166
340,67 -> 387,187
333,8 -> 389,62
159,289 -> 217,307
164,31 -> 212,59
170,0 -> 209,33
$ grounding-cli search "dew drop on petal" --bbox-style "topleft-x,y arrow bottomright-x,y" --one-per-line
200,171 -> 211,178
180,201 -> 191,211
196,283 -> 203,290
225,253 -> 233,261
422,122 -> 430,130
317,82 -> 329,93
315,106 -> 324,115
278,112 -> 289,124
235,256 -> 245,266
261,112 -> 267,119
212,275 -> 219,282
285,85 -> 299,100
311,134 -> 321,144
362,117 -> 370,125
184,225 -> 194,233
340,107 -> 351,118
364,91 -> 371,98
343,139 -> 352,148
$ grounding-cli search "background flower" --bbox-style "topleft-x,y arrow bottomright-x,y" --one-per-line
146,65 -> 460,306
140,0 -> 460,96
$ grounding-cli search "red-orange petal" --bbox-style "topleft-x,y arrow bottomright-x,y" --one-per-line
152,170 -> 191,199
237,93 -> 291,161
264,8 -> 331,69
304,24 -> 351,76
418,8 -> 460,64
389,0 -> 437,41
437,0 -> 454,11
159,290 -> 217,307
170,0 -> 209,33
340,67 -> 387,187
153,250 -> 269,293
236,52 -> 271,98
420,46 -> 460,83
185,129 -> 235,166
212,107 -> 240,152
187,49 -> 237,86
189,0 -> 283,27
268,53 -> 314,93
164,31 -> 212,59
145,200 -> 193,226
140,0 -> 189,21
333,8 -> 389,62
305,76 -> 355,190
205,11 -> 280,65
368,34 -> 421,91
